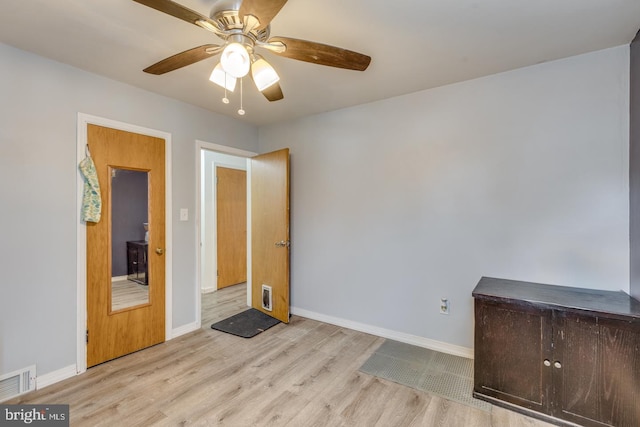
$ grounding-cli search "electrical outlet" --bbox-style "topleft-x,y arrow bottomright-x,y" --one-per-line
440,298 -> 450,315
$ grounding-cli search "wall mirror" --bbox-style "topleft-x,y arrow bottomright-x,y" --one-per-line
110,168 -> 150,311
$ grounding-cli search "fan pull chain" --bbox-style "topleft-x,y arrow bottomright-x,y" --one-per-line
238,78 -> 245,116
222,73 -> 230,104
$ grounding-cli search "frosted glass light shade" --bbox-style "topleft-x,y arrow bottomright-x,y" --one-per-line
220,43 -> 250,78
251,58 -> 280,91
209,63 -> 236,91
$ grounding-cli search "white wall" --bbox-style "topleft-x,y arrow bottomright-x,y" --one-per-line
0,43 -> 258,379
200,150 -> 248,293
258,46 -> 630,350
0,38 -> 631,380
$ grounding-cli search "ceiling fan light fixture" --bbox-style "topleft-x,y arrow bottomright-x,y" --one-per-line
220,42 -> 251,78
251,57 -> 280,92
209,63 -> 236,91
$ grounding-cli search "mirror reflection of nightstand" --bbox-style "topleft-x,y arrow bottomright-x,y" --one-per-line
127,240 -> 148,285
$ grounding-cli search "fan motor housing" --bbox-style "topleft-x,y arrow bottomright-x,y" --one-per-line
210,1 -> 270,42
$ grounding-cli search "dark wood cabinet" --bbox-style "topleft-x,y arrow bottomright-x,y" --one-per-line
473,277 -> 640,427
126,240 -> 148,285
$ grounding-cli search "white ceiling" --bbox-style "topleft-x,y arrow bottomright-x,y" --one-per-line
2,0 -> 640,126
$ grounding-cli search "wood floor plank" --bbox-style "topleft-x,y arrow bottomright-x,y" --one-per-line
111,279 -> 148,311
339,376 -> 400,425
284,401 -> 348,427
7,283 -> 556,426
373,383 -> 434,426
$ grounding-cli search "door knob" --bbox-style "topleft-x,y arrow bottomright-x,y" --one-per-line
275,240 -> 290,248
155,248 -> 164,255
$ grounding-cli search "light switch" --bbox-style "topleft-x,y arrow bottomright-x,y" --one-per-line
180,208 -> 188,221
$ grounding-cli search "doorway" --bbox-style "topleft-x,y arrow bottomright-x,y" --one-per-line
197,144 -> 291,327
200,149 -> 251,294
197,142 -> 256,328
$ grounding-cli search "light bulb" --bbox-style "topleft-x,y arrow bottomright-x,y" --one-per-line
238,109 -> 245,115
209,63 -> 236,91
220,43 -> 250,78
251,57 -> 280,91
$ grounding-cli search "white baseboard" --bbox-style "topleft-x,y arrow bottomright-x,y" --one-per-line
170,321 -> 200,339
111,275 -> 128,282
31,311 -> 471,393
36,364 -> 77,390
33,322 -> 199,392
290,307 -> 474,359
34,321 -> 199,392
201,287 -> 216,294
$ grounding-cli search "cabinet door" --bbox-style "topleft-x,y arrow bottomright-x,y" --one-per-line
474,299 -> 553,413
127,243 -> 137,276
137,244 -> 147,284
555,313 -> 640,427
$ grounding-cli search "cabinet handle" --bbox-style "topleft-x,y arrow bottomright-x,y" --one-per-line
543,359 -> 551,367
554,361 -> 562,369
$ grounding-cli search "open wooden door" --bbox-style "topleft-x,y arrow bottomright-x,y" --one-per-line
251,148 -> 290,323
86,124 -> 165,367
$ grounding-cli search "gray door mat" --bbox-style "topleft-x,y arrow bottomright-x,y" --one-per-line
211,308 -> 280,338
359,339 -> 491,412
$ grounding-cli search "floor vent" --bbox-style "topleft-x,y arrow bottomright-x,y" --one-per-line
0,365 -> 36,403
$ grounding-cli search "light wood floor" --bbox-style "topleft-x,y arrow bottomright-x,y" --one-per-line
9,283 -> 554,426
111,279 -> 149,311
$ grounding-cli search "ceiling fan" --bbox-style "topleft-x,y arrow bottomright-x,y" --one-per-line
133,0 -> 372,114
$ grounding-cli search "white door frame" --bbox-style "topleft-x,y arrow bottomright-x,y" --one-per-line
196,140 -> 256,328
76,113 -> 172,374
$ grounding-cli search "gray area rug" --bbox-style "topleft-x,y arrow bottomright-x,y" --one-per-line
359,340 -> 491,412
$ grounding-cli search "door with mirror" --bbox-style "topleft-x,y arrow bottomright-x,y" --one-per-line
86,124 -> 165,367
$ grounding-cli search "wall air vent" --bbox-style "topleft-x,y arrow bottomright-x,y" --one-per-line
0,365 -> 36,403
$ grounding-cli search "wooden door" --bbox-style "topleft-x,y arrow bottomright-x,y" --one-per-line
251,148 -> 290,323
216,166 -> 247,289
86,124 -> 165,367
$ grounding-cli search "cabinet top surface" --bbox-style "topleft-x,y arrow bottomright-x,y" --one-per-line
473,276 -> 640,319
127,240 -> 148,246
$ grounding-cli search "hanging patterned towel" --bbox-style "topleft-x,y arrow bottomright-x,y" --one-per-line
79,154 -> 102,223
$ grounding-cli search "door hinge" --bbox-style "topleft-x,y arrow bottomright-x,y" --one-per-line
86,330 -> 89,344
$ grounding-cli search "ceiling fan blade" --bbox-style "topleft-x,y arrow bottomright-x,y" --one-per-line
133,0 -> 222,34
239,0 -> 288,31
261,82 -> 284,102
267,37 -> 371,71
144,44 -> 222,75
